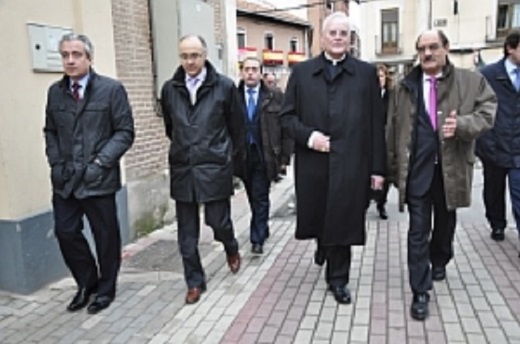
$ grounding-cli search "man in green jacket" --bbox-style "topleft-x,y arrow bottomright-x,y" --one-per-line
387,30 -> 496,321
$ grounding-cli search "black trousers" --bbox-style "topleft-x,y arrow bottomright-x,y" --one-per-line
176,199 -> 239,289
318,240 -> 352,287
407,165 -> 456,294
481,160 -> 508,231
244,147 -> 270,245
52,193 -> 121,299
371,180 -> 390,206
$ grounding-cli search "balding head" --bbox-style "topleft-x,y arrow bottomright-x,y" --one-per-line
415,30 -> 450,76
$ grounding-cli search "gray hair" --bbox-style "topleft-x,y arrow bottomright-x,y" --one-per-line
179,34 -> 208,53
59,33 -> 94,59
322,12 -> 351,34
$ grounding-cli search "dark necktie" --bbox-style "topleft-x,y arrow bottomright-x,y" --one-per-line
72,82 -> 81,101
247,88 -> 256,121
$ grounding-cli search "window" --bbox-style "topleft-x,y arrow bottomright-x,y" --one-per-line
381,8 -> 399,54
326,0 -> 335,12
290,38 -> 298,52
265,33 -> 274,50
237,28 -> 246,49
497,1 -> 520,37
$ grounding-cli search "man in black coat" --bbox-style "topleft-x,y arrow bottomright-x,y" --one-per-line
161,35 -> 245,304
44,34 -> 135,314
236,57 -> 293,255
280,12 -> 386,304
476,30 -> 520,247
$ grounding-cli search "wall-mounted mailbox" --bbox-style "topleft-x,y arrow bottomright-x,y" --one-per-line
27,23 -> 72,73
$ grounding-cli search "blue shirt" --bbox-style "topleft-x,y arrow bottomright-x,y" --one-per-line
504,58 -> 520,88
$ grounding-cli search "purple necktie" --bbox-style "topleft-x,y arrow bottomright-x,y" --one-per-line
429,77 -> 437,130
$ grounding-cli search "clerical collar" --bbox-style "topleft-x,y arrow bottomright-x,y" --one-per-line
324,52 -> 346,66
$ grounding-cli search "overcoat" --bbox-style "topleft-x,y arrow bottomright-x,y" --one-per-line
44,70 -> 135,200
280,53 -> 386,246
161,61 -> 245,203
387,63 -> 496,211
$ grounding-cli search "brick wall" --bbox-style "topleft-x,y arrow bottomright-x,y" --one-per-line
210,0 -> 224,45
111,0 -> 169,181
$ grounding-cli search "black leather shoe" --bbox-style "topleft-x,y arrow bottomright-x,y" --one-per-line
328,285 -> 351,304
87,296 -> 113,314
67,286 -> 97,312
377,204 -> 388,220
314,248 -> 325,266
491,228 -> 505,241
252,244 -> 263,255
432,266 -> 446,281
410,293 -> 429,321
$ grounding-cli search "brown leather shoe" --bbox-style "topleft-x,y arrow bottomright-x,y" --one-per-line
227,253 -> 241,273
185,287 -> 204,304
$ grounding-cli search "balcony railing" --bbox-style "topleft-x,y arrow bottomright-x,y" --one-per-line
287,52 -> 306,66
262,49 -> 284,66
238,47 -> 258,62
375,34 -> 403,56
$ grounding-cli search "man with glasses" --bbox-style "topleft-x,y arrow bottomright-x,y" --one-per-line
387,30 -> 496,320
160,35 -> 245,304
476,30 -> 520,248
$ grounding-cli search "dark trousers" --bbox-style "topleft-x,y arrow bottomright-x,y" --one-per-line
407,165 -> 456,294
176,199 -> 239,289
482,160 -> 508,231
318,240 -> 352,287
244,148 -> 270,245
52,193 -> 121,298
372,180 -> 390,206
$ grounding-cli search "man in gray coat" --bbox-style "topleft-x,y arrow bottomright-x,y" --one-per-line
161,35 -> 245,304
387,30 -> 496,321
281,12 -> 386,304
44,34 -> 135,314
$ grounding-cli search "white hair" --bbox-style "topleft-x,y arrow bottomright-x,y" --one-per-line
321,12 -> 351,34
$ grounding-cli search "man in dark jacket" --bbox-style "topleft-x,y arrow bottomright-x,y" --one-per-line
387,30 -> 495,321
44,34 -> 135,314
236,57 -> 293,255
476,30 -> 520,246
161,35 -> 245,305
281,12 -> 386,304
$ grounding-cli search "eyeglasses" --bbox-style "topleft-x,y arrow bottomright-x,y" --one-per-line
327,30 -> 349,38
179,53 -> 203,61
416,43 -> 441,53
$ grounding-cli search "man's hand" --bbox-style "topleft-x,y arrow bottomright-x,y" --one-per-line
371,175 -> 385,190
311,132 -> 330,153
442,110 -> 457,138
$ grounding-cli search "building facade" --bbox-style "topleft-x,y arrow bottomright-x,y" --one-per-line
236,0 -> 311,88
358,0 -> 516,78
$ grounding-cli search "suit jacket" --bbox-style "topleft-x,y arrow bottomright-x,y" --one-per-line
235,81 -> 293,182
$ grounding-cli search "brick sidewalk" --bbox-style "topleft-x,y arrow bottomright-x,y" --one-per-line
2,175 -> 520,343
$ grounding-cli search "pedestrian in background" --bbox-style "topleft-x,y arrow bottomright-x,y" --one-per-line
160,35 -> 245,305
281,12 -> 386,305
476,30 -> 520,248
387,29 -> 496,321
370,63 -> 393,220
235,57 -> 293,255
44,33 -> 135,314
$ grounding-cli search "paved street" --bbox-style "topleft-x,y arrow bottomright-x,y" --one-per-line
2,167 -> 520,343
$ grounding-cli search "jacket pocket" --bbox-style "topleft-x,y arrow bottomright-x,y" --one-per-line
83,163 -> 104,187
